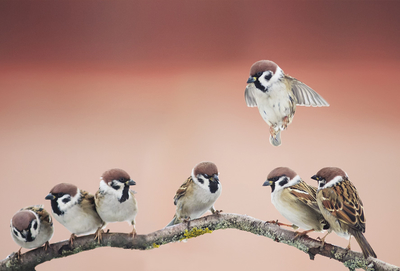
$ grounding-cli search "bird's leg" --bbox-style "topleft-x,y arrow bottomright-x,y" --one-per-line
94,227 -> 104,243
43,241 -> 50,251
317,231 -> 331,248
266,219 -> 298,229
346,236 -> 352,250
269,127 -> 278,139
282,116 -> 290,129
129,220 -> 137,238
294,229 -> 314,239
69,233 -> 77,246
211,207 -> 223,215
17,247 -> 22,259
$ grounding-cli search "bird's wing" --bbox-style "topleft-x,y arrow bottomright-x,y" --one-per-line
173,176 -> 194,205
245,84 -> 258,107
319,180 -> 365,232
81,189 -> 98,213
285,75 -> 329,107
288,181 -> 320,212
24,205 -> 52,224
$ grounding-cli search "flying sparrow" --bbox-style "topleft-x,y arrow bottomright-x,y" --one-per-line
166,162 -> 222,227
311,167 -> 377,258
10,205 -> 54,257
245,60 -> 329,146
45,183 -> 104,245
94,168 -> 138,238
263,167 -> 329,236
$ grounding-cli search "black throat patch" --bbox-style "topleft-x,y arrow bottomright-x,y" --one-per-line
119,184 -> 130,203
208,181 -> 219,194
51,199 -> 64,216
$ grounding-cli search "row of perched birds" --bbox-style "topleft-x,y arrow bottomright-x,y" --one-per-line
10,60 -> 376,261
10,162 -> 376,259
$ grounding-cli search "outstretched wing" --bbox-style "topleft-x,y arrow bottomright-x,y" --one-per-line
285,75 -> 329,107
245,85 -> 258,107
173,176 -> 193,205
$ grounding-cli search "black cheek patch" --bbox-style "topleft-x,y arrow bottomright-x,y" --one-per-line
278,177 -> 288,187
111,183 -> 120,190
198,178 -> 204,184
33,220 -> 38,230
62,197 -> 71,204
264,73 -> 272,81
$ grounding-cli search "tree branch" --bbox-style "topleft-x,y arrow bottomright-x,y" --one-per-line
1,213 -> 398,271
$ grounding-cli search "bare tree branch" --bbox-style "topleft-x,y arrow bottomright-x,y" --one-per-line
1,213 -> 398,271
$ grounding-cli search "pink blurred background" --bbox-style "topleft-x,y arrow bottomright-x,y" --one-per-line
1,1 -> 399,270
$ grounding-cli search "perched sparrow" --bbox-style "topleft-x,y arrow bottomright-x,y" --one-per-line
10,205 -> 54,257
245,60 -> 329,146
263,167 -> 329,236
95,168 -> 138,238
166,162 -> 222,227
312,167 -> 377,258
45,183 -> 104,245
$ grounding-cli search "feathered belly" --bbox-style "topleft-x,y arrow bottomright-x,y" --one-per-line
255,88 -> 295,129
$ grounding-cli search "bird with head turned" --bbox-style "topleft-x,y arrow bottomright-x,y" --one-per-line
245,60 -> 329,146
311,167 -> 377,259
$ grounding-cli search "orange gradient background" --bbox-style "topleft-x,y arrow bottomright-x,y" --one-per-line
1,1 -> 399,270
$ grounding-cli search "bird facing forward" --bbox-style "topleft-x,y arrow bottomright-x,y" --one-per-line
312,167 -> 377,258
10,205 -> 54,257
245,60 -> 329,146
263,167 -> 329,236
45,183 -> 104,245
95,168 -> 138,238
166,162 -> 222,227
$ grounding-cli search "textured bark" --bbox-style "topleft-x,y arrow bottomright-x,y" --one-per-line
0,213 -> 398,271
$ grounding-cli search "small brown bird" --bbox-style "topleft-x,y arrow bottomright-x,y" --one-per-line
245,60 -> 329,146
95,169 -> 138,238
166,162 -> 222,227
263,167 -> 329,236
45,183 -> 104,245
312,167 -> 377,258
10,205 -> 54,257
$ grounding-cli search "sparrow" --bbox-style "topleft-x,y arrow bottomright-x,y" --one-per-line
45,183 -> 104,245
166,162 -> 222,227
245,60 -> 329,146
94,168 -> 138,238
10,205 -> 54,257
263,167 -> 329,236
311,167 -> 377,258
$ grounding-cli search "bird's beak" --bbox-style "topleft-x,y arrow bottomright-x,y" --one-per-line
45,193 -> 55,200
210,174 -> 219,183
263,180 -> 273,186
311,175 -> 318,181
126,179 -> 136,186
247,76 -> 256,83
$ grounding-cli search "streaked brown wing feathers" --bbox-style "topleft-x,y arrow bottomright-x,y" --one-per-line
173,176 -> 193,205
321,181 -> 365,232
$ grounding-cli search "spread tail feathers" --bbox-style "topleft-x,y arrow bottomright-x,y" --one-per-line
352,230 -> 377,258
165,216 -> 180,228
269,131 -> 281,146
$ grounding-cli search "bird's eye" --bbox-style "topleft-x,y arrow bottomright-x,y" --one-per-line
203,174 -> 209,178
256,72 -> 263,77
120,178 -> 125,182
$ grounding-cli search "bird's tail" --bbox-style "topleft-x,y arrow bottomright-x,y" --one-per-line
352,230 -> 377,258
269,131 -> 281,146
165,216 -> 180,228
